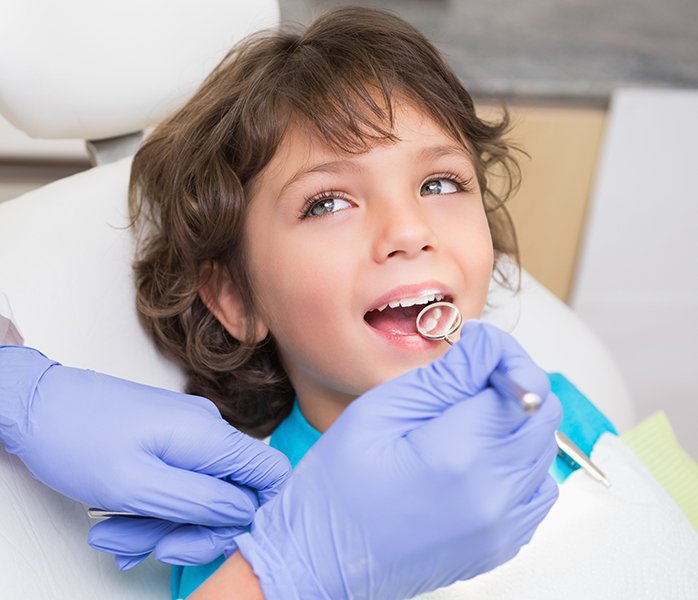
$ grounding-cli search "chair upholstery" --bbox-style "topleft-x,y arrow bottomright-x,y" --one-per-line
0,0 -> 280,140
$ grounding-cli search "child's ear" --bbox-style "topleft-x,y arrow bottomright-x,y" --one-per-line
198,262 -> 269,344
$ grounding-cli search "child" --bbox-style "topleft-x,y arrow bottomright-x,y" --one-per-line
127,6 -> 617,599
130,6 -> 520,440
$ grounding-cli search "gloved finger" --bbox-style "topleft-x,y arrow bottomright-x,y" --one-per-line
404,387 -> 551,471
88,516 -> 181,556
484,338 -> 551,414
115,552 -> 151,571
498,436 -> 560,510
153,524 -> 245,565
156,417 -> 292,505
507,473 -> 559,549
526,472 -> 560,511
483,475 -> 559,576
110,461 -> 261,526
451,473 -> 559,582
502,390 -> 562,456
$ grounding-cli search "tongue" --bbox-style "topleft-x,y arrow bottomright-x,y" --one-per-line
364,305 -> 421,335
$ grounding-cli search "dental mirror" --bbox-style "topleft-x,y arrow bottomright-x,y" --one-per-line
415,301 -> 463,344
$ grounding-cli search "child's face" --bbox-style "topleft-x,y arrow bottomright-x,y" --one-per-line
242,103 -> 494,429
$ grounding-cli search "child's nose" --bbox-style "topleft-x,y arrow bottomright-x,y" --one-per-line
371,198 -> 438,263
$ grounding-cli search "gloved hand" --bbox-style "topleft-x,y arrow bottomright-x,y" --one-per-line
235,321 -> 562,600
0,345 -> 291,568
90,517 -> 251,570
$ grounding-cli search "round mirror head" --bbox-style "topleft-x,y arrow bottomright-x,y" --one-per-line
415,301 -> 463,342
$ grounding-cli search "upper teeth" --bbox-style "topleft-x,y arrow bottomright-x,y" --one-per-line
376,292 -> 445,312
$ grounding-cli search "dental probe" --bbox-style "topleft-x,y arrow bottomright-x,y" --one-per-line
415,301 -> 611,487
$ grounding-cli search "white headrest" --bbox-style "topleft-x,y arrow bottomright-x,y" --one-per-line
0,0 -> 279,140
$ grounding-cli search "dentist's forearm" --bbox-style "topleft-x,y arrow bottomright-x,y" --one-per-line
189,552 -> 264,600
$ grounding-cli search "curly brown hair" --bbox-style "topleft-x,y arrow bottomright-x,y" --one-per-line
129,6 -> 521,438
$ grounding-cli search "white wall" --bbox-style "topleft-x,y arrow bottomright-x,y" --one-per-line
572,89 -> 698,459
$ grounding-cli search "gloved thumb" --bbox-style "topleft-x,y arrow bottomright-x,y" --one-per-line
343,321 -> 547,437
424,320 -> 549,409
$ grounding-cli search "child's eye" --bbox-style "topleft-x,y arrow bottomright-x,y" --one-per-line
420,177 -> 461,197
301,194 -> 353,219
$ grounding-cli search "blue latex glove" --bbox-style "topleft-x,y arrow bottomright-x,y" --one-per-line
0,346 -> 291,568
236,321 -> 562,600
91,518 -> 249,570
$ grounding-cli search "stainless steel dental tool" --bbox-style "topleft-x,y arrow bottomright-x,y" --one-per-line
87,508 -> 147,519
415,302 -> 611,487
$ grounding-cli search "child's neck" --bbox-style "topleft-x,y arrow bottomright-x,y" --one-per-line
296,391 -> 358,433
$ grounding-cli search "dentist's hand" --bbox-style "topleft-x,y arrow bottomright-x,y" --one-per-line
0,346 -> 291,568
231,321 -> 562,600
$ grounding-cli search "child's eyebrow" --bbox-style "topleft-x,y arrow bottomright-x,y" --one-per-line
280,159 -> 361,196
416,144 -> 474,165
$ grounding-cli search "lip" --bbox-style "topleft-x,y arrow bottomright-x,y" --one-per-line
364,281 -> 453,314
363,281 -> 455,351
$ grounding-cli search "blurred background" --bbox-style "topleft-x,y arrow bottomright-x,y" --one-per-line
1,0 -> 696,456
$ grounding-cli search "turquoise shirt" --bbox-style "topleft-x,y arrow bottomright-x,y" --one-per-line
171,372 -> 617,598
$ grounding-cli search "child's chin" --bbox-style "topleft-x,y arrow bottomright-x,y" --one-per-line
372,348 -> 449,384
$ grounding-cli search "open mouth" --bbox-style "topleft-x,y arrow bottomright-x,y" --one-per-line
363,293 -> 453,336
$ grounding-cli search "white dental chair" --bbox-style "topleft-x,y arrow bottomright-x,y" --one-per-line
0,1 -> 634,597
